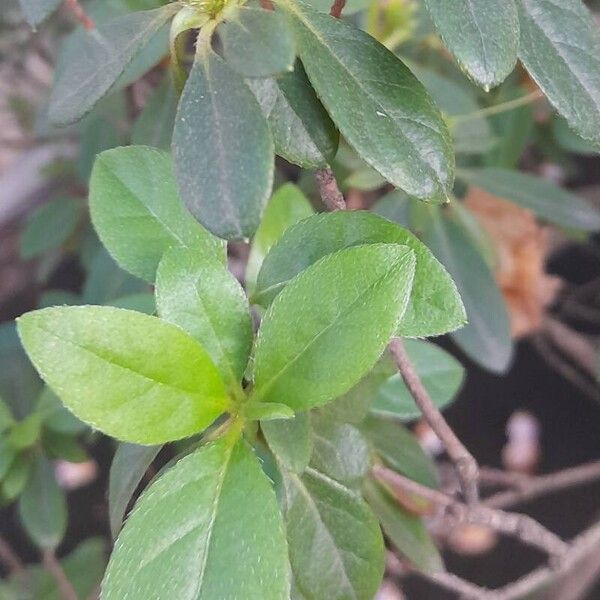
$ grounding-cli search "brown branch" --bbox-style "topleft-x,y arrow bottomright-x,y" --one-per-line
63,0 -> 94,30
388,337 -> 480,504
42,550 -> 79,600
0,534 -> 24,576
314,168 -> 347,211
373,466 -> 568,559
485,461 -> 600,510
330,0 -> 347,18
259,0 -> 274,10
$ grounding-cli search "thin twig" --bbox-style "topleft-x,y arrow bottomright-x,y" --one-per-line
63,0 -> 94,30
486,461 -> 600,509
452,90 -> 543,123
479,467 -> 531,489
0,534 -> 24,576
314,168 -> 347,211
419,571 -> 489,599
373,466 -> 568,559
388,337 -> 480,503
330,0 -> 347,18
42,550 -> 79,600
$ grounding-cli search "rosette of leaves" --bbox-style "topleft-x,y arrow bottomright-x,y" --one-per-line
15,145 -> 468,598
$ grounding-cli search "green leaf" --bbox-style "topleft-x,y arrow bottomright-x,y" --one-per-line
516,0 -> 600,149
42,430 -> 88,462
17,306 -> 230,444
107,293 -> 155,315
373,339 -> 464,421
90,146 -> 225,282
102,434 -> 290,600
262,412 -> 313,473
108,442 -> 161,539
294,0 -> 370,14
0,397 -> 14,434
243,402 -> 295,421
553,116 -> 597,156
421,207 -> 513,373
424,0 -> 519,89
253,211 -> 465,338
252,244 -> 416,410
18,0 -> 61,27
156,248 -> 253,390
20,198 -> 80,260
247,61 -> 339,169
283,467 -> 384,600
1,453 -> 33,501
283,1 -> 454,202
361,416 -> 438,489
49,5 -> 179,125
310,416 -> 369,485
458,168 -> 600,231
18,454 -> 66,550
37,387 -> 87,436
131,77 -> 177,150
220,7 -> 295,77
82,249 -> 148,305
173,48 -> 274,240
7,413 -> 41,450
0,438 -> 17,480
246,183 -> 314,293
364,479 -> 443,574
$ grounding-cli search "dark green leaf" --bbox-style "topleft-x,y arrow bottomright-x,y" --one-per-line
246,183 -> 314,293
0,397 -> 14,434
131,77 -> 178,150
37,387 -> 87,436
458,167 -> 600,231
108,442 -> 161,539
247,61 -> 339,168
424,0 -> 519,89
253,211 -> 465,338
283,467 -> 384,600
285,2 -> 454,201
362,416 -> 438,489
7,414 -> 41,450
17,306 -> 230,444
107,293 -> 155,315
364,479 -> 443,574
49,5 -> 179,125
42,431 -> 87,462
19,0 -> 61,27
156,248 -> 253,390
220,7 -> 295,77
373,339 -> 464,420
18,454 -> 66,549
90,146 -> 225,282
1,453 -> 33,501
252,244 -> 416,410
0,438 -> 17,480
517,0 -> 600,149
553,116 -> 597,156
262,412 -> 313,473
421,207 -> 513,373
102,434 -> 289,599
173,48 -> 273,240
20,198 -> 80,260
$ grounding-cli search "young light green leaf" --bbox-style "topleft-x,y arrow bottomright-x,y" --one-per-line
102,435 -> 290,600
220,7 -> 295,77
108,442 -> 161,539
18,454 -> 66,550
0,438 -> 17,480
7,413 -> 41,450
20,198 -> 80,260
362,417 -> 438,489
173,49 -> 274,240
364,479 -> 444,574
283,467 -> 384,600
283,1 -> 454,202
244,402 -> 294,421
252,244 -> 416,410
422,207 -> 513,373
17,306 -> 230,444
310,416 -> 369,485
373,339 -> 464,420
49,5 -> 179,125
19,0 -> 61,27
246,183 -> 314,293
1,453 -> 33,501
253,211 -> 465,338
517,0 -> 600,149
458,168 -> 600,231
247,60 -> 339,169
90,146 -> 225,282
156,248 -> 252,389
424,0 -> 519,89
131,76 -> 178,150
262,412 -> 313,474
